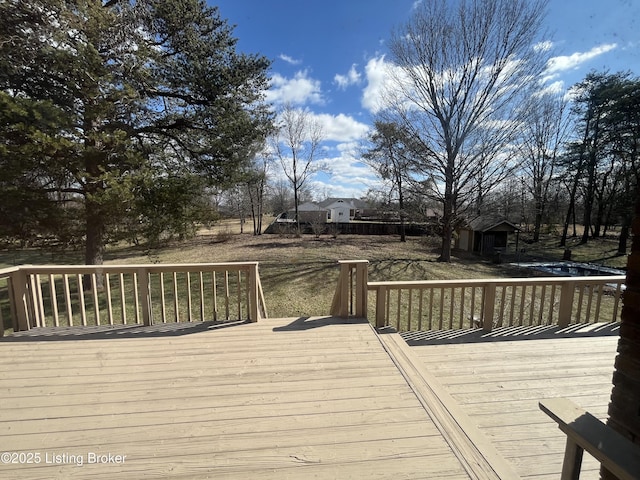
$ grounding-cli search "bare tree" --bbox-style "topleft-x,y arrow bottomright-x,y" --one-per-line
267,178 -> 294,216
386,0 -> 550,261
245,150 -> 272,235
519,91 -> 571,242
271,104 -> 324,235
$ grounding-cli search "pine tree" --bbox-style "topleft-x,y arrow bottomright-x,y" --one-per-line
0,0 -> 272,264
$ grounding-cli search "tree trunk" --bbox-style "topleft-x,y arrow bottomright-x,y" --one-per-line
84,195 -> 105,290
398,186 -> 406,243
293,184 -> 300,237
439,201 -> 453,262
438,160 -> 454,262
618,213 -> 632,256
533,203 -> 543,243
561,175 -> 580,247
85,198 -> 105,266
601,193 -> 640,479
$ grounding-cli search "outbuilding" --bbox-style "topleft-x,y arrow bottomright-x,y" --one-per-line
456,215 -> 519,256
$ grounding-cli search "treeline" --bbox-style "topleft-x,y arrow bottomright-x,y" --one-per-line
484,72 -> 640,255
363,70 -> 640,256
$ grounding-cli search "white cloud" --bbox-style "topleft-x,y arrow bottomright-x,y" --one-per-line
266,70 -> 324,106
534,40 -> 554,53
311,113 -> 370,142
278,54 -> 301,65
314,149 -> 381,198
334,64 -> 362,90
361,55 -> 394,114
538,80 -> 566,96
546,43 -> 617,74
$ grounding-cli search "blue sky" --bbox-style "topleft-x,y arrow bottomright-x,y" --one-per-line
212,0 -> 640,199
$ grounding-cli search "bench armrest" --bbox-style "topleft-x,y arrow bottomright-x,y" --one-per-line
539,398 -> 640,480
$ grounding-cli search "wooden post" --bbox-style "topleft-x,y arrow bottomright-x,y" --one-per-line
558,280 -> 576,327
247,263 -> 260,322
138,268 -> 152,326
376,285 -> 387,329
561,438 -> 584,480
482,283 -> 496,331
7,279 -> 18,332
354,261 -> 369,318
11,268 -> 31,332
339,262 -> 350,318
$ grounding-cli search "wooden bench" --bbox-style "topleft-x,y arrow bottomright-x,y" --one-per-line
539,398 -> 640,480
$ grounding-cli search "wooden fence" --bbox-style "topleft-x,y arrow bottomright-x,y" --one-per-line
0,262 -> 267,335
331,260 -> 625,331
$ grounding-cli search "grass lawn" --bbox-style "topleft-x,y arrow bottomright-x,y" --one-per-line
0,219 -> 629,323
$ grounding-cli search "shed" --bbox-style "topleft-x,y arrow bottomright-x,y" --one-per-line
456,216 -> 519,255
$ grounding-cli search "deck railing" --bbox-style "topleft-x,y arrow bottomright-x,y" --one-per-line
331,260 -> 625,331
0,262 -> 267,334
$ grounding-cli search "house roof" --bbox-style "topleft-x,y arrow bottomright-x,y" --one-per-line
317,197 -> 369,209
466,215 -> 520,232
297,202 -> 323,211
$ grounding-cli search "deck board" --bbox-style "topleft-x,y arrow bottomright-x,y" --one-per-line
0,317 -> 476,480
407,328 -> 619,480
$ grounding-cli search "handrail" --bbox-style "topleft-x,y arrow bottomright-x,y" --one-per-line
367,276 -> 625,287
539,398 -> 640,480
332,260 -> 625,332
1,262 -> 267,334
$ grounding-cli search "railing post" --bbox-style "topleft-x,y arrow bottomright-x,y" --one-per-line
482,283 -> 496,331
11,268 -> 32,332
331,261 -> 369,319
558,280 -> 576,328
375,285 -> 387,329
354,261 -> 369,318
338,262 -> 350,318
138,268 -> 152,326
247,263 -> 260,322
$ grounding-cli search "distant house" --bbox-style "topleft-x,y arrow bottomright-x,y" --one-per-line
324,199 -> 354,223
456,215 -> 519,255
280,198 -> 371,224
318,198 -> 370,223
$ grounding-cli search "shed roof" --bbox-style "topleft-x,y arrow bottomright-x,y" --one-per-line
466,215 -> 520,233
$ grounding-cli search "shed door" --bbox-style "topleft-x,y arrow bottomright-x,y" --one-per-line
483,234 -> 495,253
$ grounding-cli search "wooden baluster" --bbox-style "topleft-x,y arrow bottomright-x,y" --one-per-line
91,273 -> 100,326
77,274 -> 87,326
199,271 -> 205,322
159,272 -> 167,324
105,273 -> 114,325
49,274 -> 59,327
119,273 -> 127,324
132,272 -> 140,324
186,272 -> 193,322
173,272 -> 179,322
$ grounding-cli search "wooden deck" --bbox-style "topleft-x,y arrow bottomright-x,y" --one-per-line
0,318 -> 620,479
0,317 -> 515,480
403,323 -> 620,480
